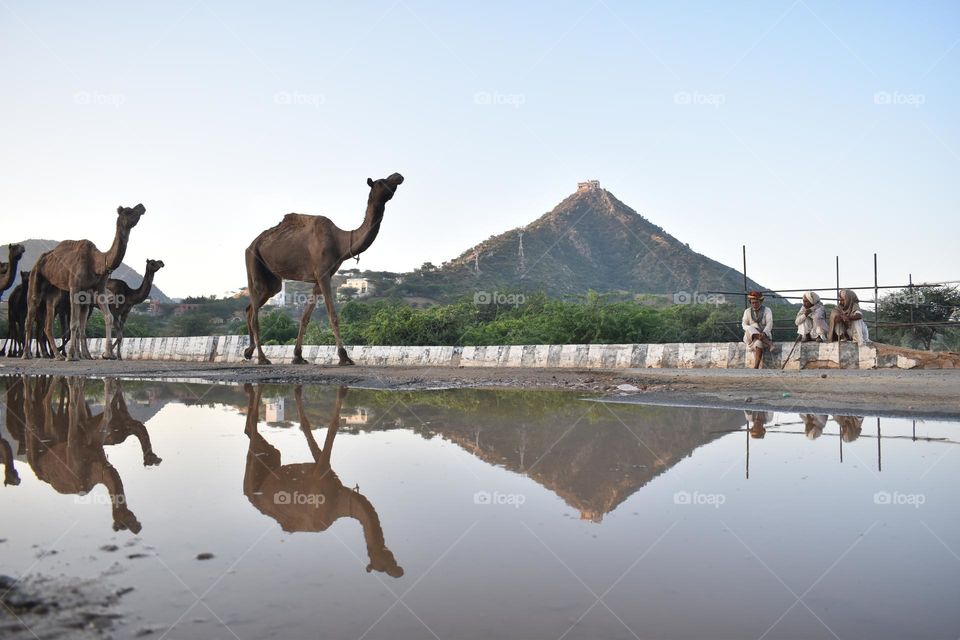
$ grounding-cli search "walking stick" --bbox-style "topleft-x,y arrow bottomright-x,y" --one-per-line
781,335 -> 802,370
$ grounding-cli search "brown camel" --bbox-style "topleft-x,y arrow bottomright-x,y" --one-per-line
0,243 -> 25,296
102,258 -> 165,359
22,376 -> 143,532
4,377 -> 26,456
1,272 -> 69,358
244,174 -> 404,365
243,384 -> 403,577
0,271 -> 28,357
23,204 -> 145,361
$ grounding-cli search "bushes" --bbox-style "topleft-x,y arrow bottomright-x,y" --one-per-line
293,294 -> 759,346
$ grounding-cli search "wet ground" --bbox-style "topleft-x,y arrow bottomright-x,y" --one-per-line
4,358 -> 960,419
1,375 -> 959,639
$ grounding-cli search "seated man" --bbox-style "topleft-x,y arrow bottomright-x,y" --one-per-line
745,410 -> 773,439
742,290 -> 774,369
829,289 -> 870,344
801,413 -> 828,440
795,291 -> 829,342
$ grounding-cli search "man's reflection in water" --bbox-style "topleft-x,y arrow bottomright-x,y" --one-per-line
801,414 -> 828,440
20,376 -> 161,533
834,415 -> 864,442
745,411 -> 773,439
243,384 -> 403,578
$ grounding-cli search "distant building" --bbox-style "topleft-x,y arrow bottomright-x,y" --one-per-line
173,303 -> 200,316
339,277 -> 373,298
342,408 -> 369,426
264,397 -> 284,423
577,180 -> 601,192
266,281 -> 287,306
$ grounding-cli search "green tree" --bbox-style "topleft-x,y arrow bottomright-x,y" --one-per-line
878,285 -> 960,350
259,309 -> 298,345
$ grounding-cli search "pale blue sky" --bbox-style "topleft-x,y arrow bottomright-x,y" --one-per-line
1,0 -> 957,297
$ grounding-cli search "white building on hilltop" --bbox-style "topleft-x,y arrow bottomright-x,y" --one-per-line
577,180 -> 601,192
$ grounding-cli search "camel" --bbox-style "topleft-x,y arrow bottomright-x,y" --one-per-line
243,384 -> 403,577
244,173 -> 404,365
3,271 -> 70,358
101,258 -> 165,359
0,243 -> 25,296
21,375 -> 148,532
4,377 -> 26,456
0,271 -> 28,357
0,243 -> 26,355
23,204 -> 145,361
0,414 -> 19,486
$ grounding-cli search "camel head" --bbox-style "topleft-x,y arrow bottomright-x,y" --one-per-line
366,173 -> 404,203
19,270 -> 28,284
145,259 -> 165,273
367,546 -> 404,578
117,203 -> 147,230
8,244 -> 25,260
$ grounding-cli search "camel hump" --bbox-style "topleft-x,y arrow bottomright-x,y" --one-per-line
281,213 -> 312,226
54,239 -> 94,252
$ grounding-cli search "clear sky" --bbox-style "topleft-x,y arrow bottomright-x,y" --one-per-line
1,0 -> 957,298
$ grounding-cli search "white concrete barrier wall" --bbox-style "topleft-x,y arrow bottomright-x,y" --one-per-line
83,336 -> 921,369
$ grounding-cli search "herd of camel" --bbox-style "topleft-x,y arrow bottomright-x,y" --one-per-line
0,172 -> 404,364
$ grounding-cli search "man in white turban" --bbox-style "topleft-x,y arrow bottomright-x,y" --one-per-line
795,291 -> 829,342
742,290 -> 774,369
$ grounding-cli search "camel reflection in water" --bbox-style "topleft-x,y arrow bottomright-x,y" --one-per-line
0,420 -> 19,486
5,375 -> 161,532
243,384 -> 403,578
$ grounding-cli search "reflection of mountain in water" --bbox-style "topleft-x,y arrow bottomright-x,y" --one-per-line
194,385 -> 741,522
353,391 -> 742,522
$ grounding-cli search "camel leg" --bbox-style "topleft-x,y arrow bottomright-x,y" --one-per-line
242,384 -> 285,499
245,295 -> 273,365
112,311 -> 126,360
58,305 -> 70,357
8,320 -> 19,357
317,277 -> 353,365
78,301 -> 94,359
292,285 -> 320,365
41,295 -> 63,361
243,249 -> 280,365
20,272 -> 42,360
98,291 -> 117,359
66,290 -> 86,361
293,385 -> 342,465
67,296 -> 81,360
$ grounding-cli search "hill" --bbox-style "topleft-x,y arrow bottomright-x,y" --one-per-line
1,239 -> 171,303
381,182 -> 770,304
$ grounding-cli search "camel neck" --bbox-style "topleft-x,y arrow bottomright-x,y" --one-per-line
131,269 -> 157,302
102,219 -> 130,274
343,198 -> 386,260
348,491 -> 388,556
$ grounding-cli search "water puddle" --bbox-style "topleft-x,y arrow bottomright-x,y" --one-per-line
1,375 -> 958,639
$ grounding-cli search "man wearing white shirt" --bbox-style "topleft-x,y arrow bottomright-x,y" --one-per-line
742,290 -> 774,369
